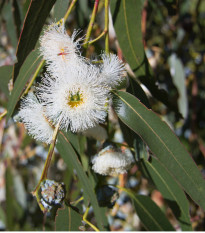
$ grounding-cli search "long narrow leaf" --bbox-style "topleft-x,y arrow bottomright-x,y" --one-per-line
57,132 -> 108,231
55,206 -> 82,231
7,50 -> 42,120
168,54 -> 188,118
0,65 -> 12,98
112,90 -> 205,210
12,0 -> 56,83
110,0 -> 180,116
53,0 -> 69,21
119,187 -> 174,231
2,1 -> 18,48
140,157 -> 192,230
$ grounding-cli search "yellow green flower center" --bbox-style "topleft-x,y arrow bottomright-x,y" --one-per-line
67,91 -> 84,108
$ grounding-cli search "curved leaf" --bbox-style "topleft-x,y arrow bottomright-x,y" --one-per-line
65,130 -> 81,155
12,0 -> 56,83
0,65 -> 12,98
5,164 -> 23,230
57,132 -> 108,231
127,76 -> 151,109
111,0 -> 150,77
12,0 -> 22,39
5,165 -> 14,230
140,157 -> 192,230
7,50 -> 43,120
168,54 -> 188,119
120,187 -> 174,231
55,205 -> 82,231
112,90 -> 205,210
133,195 -> 174,231
121,76 -> 151,151
2,1 -> 18,48
0,205 -> 5,226
53,0 -> 69,21
110,0 -> 180,116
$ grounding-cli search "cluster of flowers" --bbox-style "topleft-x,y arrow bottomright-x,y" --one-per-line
15,20 -> 133,175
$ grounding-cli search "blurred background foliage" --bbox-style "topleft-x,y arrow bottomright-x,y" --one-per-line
0,0 -> 205,231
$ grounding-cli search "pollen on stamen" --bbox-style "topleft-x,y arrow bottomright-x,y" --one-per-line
57,48 -> 69,58
37,62 -> 109,132
67,91 -> 84,108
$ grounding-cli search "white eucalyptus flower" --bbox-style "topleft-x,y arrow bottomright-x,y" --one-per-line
37,63 -> 109,132
91,145 -> 134,176
39,20 -> 83,71
14,93 -> 54,144
100,53 -> 126,88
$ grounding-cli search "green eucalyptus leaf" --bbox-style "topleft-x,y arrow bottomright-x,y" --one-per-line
121,76 -> 151,153
5,164 -> 24,230
65,130 -> 81,155
140,157 -> 192,231
12,0 -> 56,83
53,0 -> 69,21
0,65 -> 12,98
12,0 -> 22,39
55,205 -> 82,231
2,1 -> 18,48
127,76 -> 151,109
0,205 -> 5,225
13,169 -> 27,210
112,90 -> 205,210
76,1 -> 91,28
168,54 -> 188,119
110,0 -> 150,78
120,187 -> 174,231
57,132 -> 108,231
5,165 -> 15,230
133,195 -> 174,231
0,0 -> 6,13
110,0 -> 180,116
6,50 -> 43,120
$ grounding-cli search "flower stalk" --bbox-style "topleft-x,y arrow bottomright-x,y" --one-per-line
70,196 -> 84,206
84,30 -> 106,46
83,206 -> 100,232
32,117 -> 62,195
0,110 -> 7,121
22,59 -> 45,96
63,0 -> 78,21
83,0 -> 100,48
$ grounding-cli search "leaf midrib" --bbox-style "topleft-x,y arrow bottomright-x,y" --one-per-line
121,187 -> 166,230
122,0 -> 144,75
114,91 -> 201,193
146,161 -> 190,224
